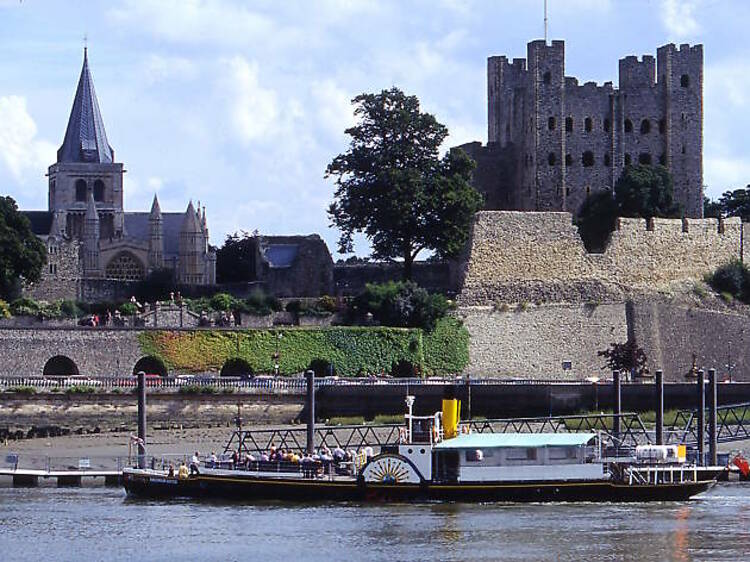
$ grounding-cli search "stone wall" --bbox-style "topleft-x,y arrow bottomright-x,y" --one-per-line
24,237 -> 81,302
334,261 -> 456,296
459,211 -> 743,305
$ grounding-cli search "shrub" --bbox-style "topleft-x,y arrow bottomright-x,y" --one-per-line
221,387 -> 235,394
285,300 -> 302,314
721,291 -> 734,303
65,385 -> 96,395
244,289 -> 281,316
210,293 -> 235,311
178,385 -> 201,395
0,299 -> 10,319
119,302 -> 138,316
60,300 -> 81,318
352,281 -> 450,331
200,386 -> 218,394
709,260 -> 750,303
10,297 -> 39,317
316,295 -> 338,313
6,385 -> 36,395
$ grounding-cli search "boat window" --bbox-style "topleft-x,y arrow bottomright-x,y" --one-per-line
465,449 -> 484,462
548,446 -> 578,460
506,447 -> 538,461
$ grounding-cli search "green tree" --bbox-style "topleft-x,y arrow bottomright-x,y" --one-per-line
703,196 -> 723,219
216,232 -> 258,283
0,196 -> 46,299
575,190 -> 618,253
326,87 -> 482,279
598,340 -> 649,378
718,187 -> 750,221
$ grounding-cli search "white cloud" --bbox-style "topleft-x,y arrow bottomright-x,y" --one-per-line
310,79 -> 355,139
221,57 -> 280,143
704,156 -> 750,195
0,95 -> 55,184
661,0 -> 701,38
143,55 -> 197,84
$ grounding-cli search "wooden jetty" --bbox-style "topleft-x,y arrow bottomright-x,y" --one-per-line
0,467 -> 121,487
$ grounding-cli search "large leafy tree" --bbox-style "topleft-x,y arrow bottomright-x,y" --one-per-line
326,87 -> 482,279
216,232 -> 258,283
598,340 -> 649,379
576,165 -> 681,252
0,196 -> 46,299
718,187 -> 750,221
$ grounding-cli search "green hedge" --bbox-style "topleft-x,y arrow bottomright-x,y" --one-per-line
138,320 -> 469,377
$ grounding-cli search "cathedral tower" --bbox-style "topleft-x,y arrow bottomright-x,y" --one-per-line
148,195 -> 164,270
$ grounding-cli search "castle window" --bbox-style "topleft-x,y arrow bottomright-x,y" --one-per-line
565,187 -> 570,196
75,179 -> 87,202
584,117 -> 592,132
624,119 -> 633,133
548,152 -> 557,166
543,71 -> 551,85
659,119 -> 666,134
659,153 -> 666,165
603,118 -> 610,133
565,117 -> 573,132
548,116 -> 556,130
640,119 -> 651,134
625,153 -> 632,166
604,153 -> 611,167
681,74 -> 690,88
639,153 -> 652,165
565,154 -> 573,166
682,145 -> 686,154
586,186 -> 591,197
105,252 -> 145,281
93,179 -> 105,202
582,151 -> 595,167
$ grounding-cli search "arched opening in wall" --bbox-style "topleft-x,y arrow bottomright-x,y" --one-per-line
659,119 -> 666,134
308,358 -> 335,378
681,74 -> 690,88
582,151 -> 595,167
548,152 -> 556,166
565,117 -> 573,132
220,357 -> 253,379
603,153 -> 611,167
543,71 -> 551,84
640,119 -> 651,134
133,356 -> 167,377
75,179 -> 87,202
659,153 -> 666,165
624,153 -> 632,166
603,118 -> 610,133
548,116 -> 556,130
105,251 -> 145,281
565,154 -> 573,166
584,117 -> 592,132
639,153 -> 652,165
93,179 -> 105,202
43,355 -> 79,378
624,119 -> 633,133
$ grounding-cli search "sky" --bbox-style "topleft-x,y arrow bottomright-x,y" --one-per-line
1,0 -> 749,258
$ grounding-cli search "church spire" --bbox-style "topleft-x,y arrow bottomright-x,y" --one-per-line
57,48 -> 114,164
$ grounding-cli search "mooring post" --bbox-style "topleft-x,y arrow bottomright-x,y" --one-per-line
708,368 -> 718,466
137,370 -> 146,469
305,369 -> 315,455
697,369 -> 705,466
613,370 -> 621,444
655,370 -> 664,446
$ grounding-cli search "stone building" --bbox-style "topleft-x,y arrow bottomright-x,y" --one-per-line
456,39 -> 703,217
23,49 -> 216,301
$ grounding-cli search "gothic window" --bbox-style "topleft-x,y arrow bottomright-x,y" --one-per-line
659,153 -> 666,165
624,119 -> 633,133
584,117 -> 592,132
105,252 -> 145,281
681,74 -> 690,88
640,119 -> 651,134
94,179 -> 105,202
603,118 -> 610,132
548,152 -> 556,166
682,145 -> 686,154
565,187 -> 570,196
586,186 -> 591,197
604,153 -> 611,167
565,154 -> 573,166
625,153 -> 632,166
639,153 -> 652,165
543,71 -> 551,84
75,179 -> 87,202
582,151 -> 595,167
659,119 -> 666,134
548,116 -> 556,130
565,117 -> 573,132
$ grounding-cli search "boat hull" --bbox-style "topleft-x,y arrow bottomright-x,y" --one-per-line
122,469 -> 714,503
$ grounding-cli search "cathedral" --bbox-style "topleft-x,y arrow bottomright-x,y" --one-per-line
23,49 -> 216,301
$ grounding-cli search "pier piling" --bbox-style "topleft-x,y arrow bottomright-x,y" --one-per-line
655,370 -> 664,446
137,370 -> 146,469
612,370 -> 621,443
708,368 -> 718,466
697,369 -> 705,466
306,370 -> 315,455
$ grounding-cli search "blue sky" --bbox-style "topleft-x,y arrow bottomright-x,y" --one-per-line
1,0 -> 748,257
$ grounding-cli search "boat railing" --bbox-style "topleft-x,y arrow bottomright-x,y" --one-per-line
619,464 -> 703,485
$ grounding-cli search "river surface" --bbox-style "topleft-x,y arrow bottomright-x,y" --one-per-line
0,483 -> 749,561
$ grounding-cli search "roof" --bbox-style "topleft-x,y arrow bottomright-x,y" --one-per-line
123,212 -> 184,258
57,49 -> 114,164
22,211 -> 54,236
433,433 -> 597,450
263,244 -> 299,268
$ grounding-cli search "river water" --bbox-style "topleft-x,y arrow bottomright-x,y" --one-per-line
0,483 -> 748,561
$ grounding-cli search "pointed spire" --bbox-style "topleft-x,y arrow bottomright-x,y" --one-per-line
57,48 -> 114,164
181,200 -> 201,232
85,191 -> 99,222
149,194 -> 162,218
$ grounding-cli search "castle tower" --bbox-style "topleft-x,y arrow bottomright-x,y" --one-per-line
47,48 -> 124,240
82,192 -> 100,276
178,201 -> 205,285
148,194 -> 164,270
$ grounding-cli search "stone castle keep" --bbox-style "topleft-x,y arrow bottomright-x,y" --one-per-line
23,49 -> 216,301
457,40 -> 703,216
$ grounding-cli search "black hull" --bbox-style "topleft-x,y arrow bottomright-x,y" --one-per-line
122,471 -> 714,503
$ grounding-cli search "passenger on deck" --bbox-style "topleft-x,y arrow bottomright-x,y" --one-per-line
333,446 -> 345,462
178,462 -> 189,480
190,451 -> 200,475
168,464 -> 175,478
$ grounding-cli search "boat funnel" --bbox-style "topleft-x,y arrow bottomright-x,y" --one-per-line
442,386 -> 461,439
